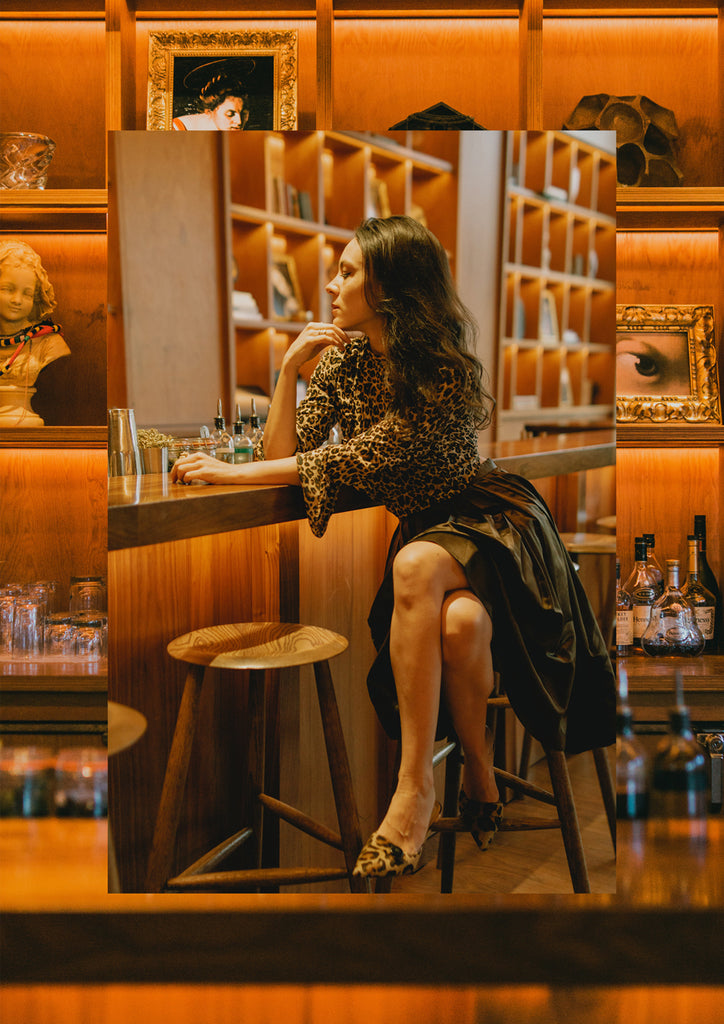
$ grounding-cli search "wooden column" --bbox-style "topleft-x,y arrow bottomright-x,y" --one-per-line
519,0 -> 543,129
316,0 -> 334,129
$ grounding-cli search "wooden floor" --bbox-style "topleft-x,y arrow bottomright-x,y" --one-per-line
389,747 -> 616,895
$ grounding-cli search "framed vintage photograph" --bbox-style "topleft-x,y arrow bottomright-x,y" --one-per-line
616,304 -> 720,424
271,253 -> 305,321
147,31 -> 298,131
539,289 -> 559,346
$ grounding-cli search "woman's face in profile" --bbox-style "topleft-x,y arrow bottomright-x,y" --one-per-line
209,97 -> 247,130
616,331 -> 691,396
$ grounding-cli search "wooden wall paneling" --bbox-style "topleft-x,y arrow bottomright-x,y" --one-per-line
0,19 -> 105,189
616,447 -> 722,583
331,17 -> 520,130
106,0 -> 137,131
111,131 -> 233,431
616,230 -> 720,305
0,448 -> 107,607
2,231 -> 108,426
317,0 -> 334,128
520,0 -> 543,128
543,16 -> 721,187
321,139 -> 367,230
133,19 -> 319,131
109,521 -> 295,892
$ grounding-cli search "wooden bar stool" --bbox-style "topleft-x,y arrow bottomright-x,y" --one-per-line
430,688 -> 616,894
145,622 -> 369,893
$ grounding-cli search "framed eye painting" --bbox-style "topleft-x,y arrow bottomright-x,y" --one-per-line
616,304 -> 721,425
146,30 -> 298,131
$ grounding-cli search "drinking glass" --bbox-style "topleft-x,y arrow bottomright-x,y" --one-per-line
72,612 -> 107,659
12,598 -> 44,657
54,747 -> 108,818
44,613 -> 77,658
69,576 -> 106,614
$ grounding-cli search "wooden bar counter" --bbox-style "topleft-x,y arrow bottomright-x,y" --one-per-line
107,432 -> 615,893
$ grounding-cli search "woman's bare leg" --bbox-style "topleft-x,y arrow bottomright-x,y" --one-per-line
441,589 -> 498,804
377,540 -> 495,855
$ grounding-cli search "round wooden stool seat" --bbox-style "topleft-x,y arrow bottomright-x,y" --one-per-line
167,621 -> 347,671
146,621 -> 367,894
559,532 -> 617,555
107,700 -> 147,757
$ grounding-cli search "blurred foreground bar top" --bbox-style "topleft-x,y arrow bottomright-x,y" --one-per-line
108,430 -> 615,551
0,816 -> 722,986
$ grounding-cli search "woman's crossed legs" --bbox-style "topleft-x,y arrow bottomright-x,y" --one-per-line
377,539 -> 498,857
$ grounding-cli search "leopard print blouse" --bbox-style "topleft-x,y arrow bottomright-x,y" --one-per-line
290,336 -> 481,537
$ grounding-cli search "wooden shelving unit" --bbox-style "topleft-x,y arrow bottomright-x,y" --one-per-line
228,130 -> 458,397
497,130 -> 616,440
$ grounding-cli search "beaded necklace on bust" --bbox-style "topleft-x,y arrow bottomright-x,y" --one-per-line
0,319 -> 62,378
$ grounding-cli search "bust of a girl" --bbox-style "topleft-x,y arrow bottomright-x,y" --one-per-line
0,239 -> 70,427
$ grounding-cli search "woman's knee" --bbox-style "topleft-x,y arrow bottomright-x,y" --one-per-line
392,542 -> 448,606
441,589 -> 492,666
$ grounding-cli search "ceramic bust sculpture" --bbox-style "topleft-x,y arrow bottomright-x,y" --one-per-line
0,239 -> 70,426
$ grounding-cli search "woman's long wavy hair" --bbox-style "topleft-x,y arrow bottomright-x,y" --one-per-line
354,216 -> 494,429
0,239 -> 56,323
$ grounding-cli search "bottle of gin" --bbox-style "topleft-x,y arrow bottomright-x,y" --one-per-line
232,404 -> 253,464
682,534 -> 716,652
641,559 -> 704,658
615,558 -> 633,657
211,399 -> 233,463
649,670 -> 708,841
622,537 -> 660,653
616,665 -> 649,821
693,515 -> 721,651
642,533 -> 664,597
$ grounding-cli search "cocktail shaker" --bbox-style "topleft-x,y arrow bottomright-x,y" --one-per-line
108,408 -> 142,476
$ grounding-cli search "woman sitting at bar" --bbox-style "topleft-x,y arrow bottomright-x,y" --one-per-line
172,216 -> 615,879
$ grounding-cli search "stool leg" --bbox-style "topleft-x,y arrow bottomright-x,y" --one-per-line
592,745 -> 616,851
247,669 -> 267,872
439,740 -> 463,894
313,659 -> 369,894
145,664 -> 206,893
545,748 -> 591,894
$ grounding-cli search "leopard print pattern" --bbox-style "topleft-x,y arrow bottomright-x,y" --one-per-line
352,831 -> 421,877
292,337 -> 481,537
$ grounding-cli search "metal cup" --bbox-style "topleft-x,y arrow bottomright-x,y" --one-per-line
140,446 -> 168,474
108,408 -> 142,476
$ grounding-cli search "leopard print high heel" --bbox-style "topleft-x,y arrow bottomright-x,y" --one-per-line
459,789 -> 503,851
352,801 -> 442,878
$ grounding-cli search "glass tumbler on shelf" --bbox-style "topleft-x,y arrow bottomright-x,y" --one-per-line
69,575 -> 106,614
0,591 -> 15,654
44,612 -> 77,658
72,612 -> 107,659
11,598 -> 44,658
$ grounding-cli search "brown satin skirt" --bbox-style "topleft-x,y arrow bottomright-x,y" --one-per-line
366,461 -> 615,753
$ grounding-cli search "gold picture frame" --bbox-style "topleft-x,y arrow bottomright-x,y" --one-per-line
616,304 -> 720,424
147,30 -> 298,131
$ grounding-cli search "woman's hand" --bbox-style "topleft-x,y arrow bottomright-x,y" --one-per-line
282,321 -> 351,373
171,452 -> 245,485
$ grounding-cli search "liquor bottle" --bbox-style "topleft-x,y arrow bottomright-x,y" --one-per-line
641,559 -> 704,658
248,397 -> 264,445
693,515 -> 721,651
616,665 -> 649,820
649,670 -> 708,840
615,558 -> 633,657
681,535 -> 717,652
622,537 -> 660,653
642,533 -> 664,597
211,398 -> 233,463
232,404 -> 253,464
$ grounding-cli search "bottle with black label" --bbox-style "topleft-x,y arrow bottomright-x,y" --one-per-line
642,532 -> 664,597
681,534 -> 716,652
693,515 -> 721,651
622,537 -> 659,653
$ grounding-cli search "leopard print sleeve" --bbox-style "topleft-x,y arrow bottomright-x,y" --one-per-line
297,381 -> 480,537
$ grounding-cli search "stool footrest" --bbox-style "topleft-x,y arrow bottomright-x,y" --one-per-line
258,792 -> 343,851
494,767 -> 557,805
174,827 -> 254,879
166,865 -> 351,891
431,815 -> 562,834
